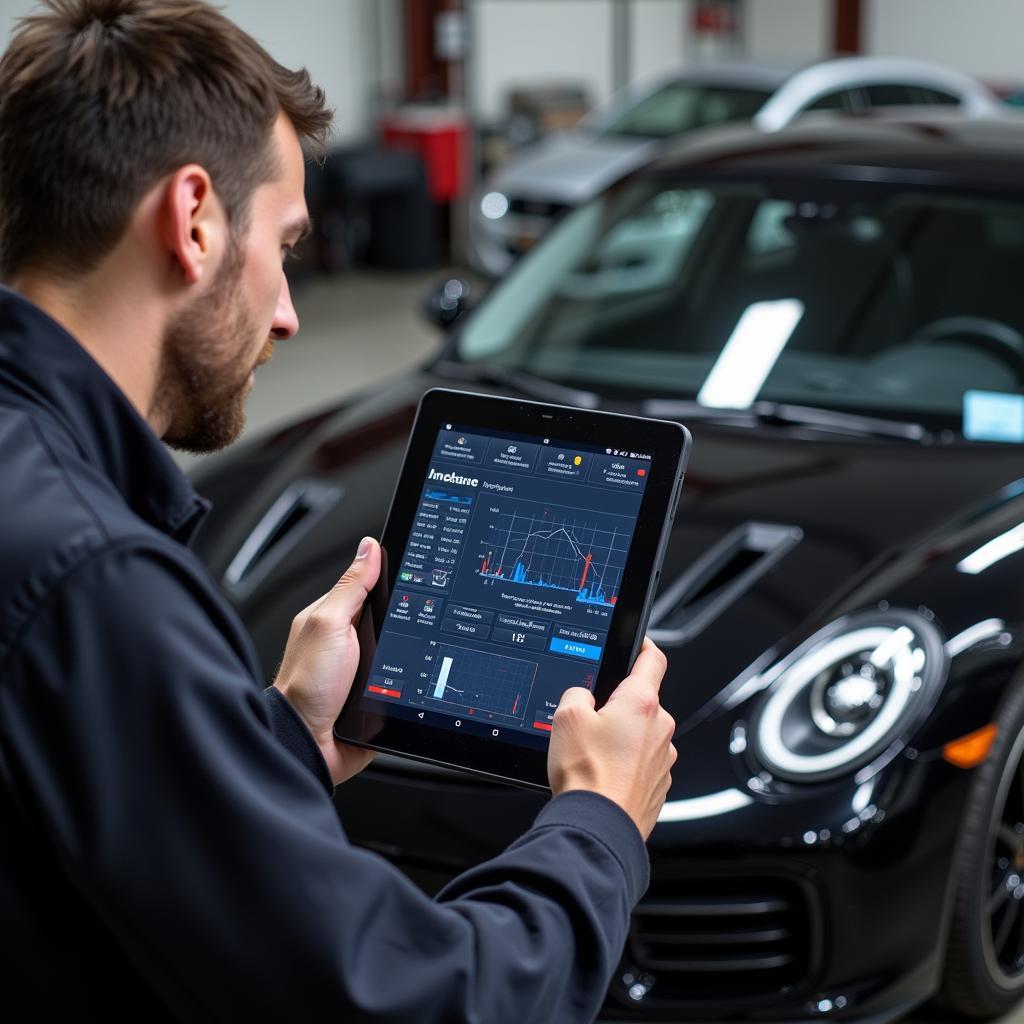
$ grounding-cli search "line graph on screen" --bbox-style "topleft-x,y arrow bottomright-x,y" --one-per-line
477,500 -> 632,608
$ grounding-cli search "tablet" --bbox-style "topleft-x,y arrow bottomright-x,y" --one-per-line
334,388 -> 690,790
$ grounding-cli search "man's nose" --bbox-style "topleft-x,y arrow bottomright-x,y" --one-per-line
271,273 -> 299,340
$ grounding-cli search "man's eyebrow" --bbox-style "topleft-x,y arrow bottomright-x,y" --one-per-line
285,216 -> 313,243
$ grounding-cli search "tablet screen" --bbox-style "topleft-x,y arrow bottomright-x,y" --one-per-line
357,423 -> 653,752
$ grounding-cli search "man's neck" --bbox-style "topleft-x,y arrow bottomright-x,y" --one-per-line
12,268 -> 167,434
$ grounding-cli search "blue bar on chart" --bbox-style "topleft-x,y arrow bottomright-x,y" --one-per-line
433,656 -> 454,699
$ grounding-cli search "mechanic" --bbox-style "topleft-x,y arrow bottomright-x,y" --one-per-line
0,1 -> 677,1020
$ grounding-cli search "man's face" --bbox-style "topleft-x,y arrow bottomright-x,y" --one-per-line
160,114 -> 309,453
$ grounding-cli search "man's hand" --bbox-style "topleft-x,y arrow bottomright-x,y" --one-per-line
547,638 -> 676,840
273,537 -> 381,786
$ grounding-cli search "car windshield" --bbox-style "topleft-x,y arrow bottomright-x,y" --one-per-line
600,82 -> 771,138
456,179 -> 1024,433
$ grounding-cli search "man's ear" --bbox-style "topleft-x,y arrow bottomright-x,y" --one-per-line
161,165 -> 226,286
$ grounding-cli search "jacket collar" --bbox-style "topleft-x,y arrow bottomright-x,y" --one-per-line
0,287 -> 210,543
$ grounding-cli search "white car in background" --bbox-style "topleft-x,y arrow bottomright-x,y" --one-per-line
470,56 -> 1003,277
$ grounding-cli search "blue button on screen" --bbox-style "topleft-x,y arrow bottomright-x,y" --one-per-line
549,638 -> 603,661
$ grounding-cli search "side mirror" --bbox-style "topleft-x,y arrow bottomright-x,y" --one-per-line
422,278 -> 473,329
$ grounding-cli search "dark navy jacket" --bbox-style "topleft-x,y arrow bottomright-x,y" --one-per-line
0,289 -> 649,1022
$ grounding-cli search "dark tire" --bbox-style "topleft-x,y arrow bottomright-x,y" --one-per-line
940,678 -> 1024,1018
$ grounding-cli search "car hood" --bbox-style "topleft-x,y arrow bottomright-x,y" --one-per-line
487,132 -> 661,204
194,372 -> 1024,732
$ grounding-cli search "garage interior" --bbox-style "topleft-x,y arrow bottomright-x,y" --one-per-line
3,1 -> 1024,1021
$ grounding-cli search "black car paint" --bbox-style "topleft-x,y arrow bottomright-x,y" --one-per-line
192,369 -> 1024,1021
191,117 -> 1024,1021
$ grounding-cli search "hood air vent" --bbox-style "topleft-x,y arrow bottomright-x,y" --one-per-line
223,479 -> 343,598
648,523 -> 802,648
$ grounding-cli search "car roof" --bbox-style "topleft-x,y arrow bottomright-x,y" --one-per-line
758,56 -> 1001,129
668,61 -> 796,91
637,111 -> 1024,193
640,55 -> 998,97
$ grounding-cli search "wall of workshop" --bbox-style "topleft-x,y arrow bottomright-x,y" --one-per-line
0,0 -> 382,142
471,0 -> 693,124
740,0 -> 1024,77
743,0 -> 829,62
472,0 -> 615,122
865,0 -> 1024,81
630,0 -> 694,81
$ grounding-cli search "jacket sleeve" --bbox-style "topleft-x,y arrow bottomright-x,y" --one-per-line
0,543 -> 648,1022
261,684 -> 335,795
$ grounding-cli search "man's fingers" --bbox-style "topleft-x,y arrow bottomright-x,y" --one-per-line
553,686 -> 597,729
605,637 -> 668,705
635,637 -> 668,689
303,538 -> 381,634
558,685 -> 597,712
333,536 -> 381,605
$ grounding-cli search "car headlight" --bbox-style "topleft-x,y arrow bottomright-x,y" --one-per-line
753,609 -> 947,782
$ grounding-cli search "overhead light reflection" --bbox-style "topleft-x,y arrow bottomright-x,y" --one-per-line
658,788 -> 753,823
956,524 -> 1024,575
944,618 -> 1007,657
852,779 -> 874,815
869,626 -> 914,668
697,299 -> 804,409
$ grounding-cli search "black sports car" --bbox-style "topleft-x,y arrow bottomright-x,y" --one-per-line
193,112 -> 1024,1022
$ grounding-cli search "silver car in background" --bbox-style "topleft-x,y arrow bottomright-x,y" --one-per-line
470,56 -> 1003,277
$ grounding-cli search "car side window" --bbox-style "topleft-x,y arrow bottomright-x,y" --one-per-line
911,86 -> 960,105
863,83 -> 917,107
805,89 -> 858,112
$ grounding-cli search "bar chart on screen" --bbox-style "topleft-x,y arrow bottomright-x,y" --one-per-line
424,642 -> 537,722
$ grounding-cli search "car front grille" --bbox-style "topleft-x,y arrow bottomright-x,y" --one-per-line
606,869 -> 821,1017
374,846 -> 822,1019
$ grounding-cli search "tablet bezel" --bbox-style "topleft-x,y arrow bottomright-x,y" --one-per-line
334,388 -> 690,790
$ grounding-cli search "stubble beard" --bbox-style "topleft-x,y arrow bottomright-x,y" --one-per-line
158,239 -> 264,455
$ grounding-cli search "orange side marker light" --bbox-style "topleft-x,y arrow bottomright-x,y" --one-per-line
943,724 -> 999,769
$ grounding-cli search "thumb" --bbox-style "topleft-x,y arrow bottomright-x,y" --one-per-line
552,686 -> 597,741
557,686 -> 597,713
325,537 -> 381,622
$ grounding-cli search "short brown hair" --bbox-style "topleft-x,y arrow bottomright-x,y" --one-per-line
0,0 -> 331,279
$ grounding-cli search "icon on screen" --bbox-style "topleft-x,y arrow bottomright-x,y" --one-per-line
637,468 -> 646,477
507,445 -> 518,454
606,448 -> 612,454
557,453 -> 565,461
457,436 -> 466,445
446,423 -> 452,430
573,456 -> 582,466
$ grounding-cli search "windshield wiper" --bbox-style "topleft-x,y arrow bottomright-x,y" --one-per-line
432,361 -> 602,409
642,398 -> 930,442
